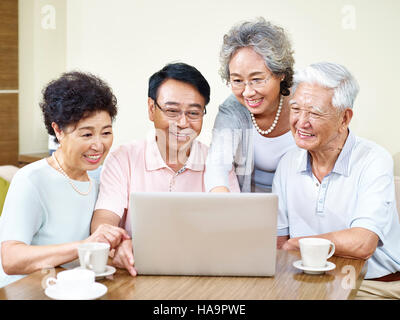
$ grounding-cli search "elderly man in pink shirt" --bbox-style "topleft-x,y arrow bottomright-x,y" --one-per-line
91,63 -> 239,276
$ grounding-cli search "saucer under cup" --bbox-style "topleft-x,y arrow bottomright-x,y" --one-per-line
45,282 -> 107,300
293,260 -> 336,274
74,265 -> 116,278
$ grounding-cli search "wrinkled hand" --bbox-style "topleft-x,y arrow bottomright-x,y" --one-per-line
281,238 -> 300,251
85,223 -> 130,249
112,239 -> 137,276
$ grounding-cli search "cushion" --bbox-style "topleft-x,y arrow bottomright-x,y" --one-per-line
0,177 -> 10,216
395,176 -> 400,218
0,165 -> 19,182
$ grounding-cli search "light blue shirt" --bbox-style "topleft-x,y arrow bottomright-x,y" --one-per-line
0,159 -> 99,287
272,130 -> 400,279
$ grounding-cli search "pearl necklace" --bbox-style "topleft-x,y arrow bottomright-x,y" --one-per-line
52,152 -> 92,196
250,95 -> 283,135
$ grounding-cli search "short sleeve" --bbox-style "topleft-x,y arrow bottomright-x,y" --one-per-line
0,172 -> 43,245
94,152 -> 129,218
350,154 -> 395,245
272,156 -> 289,236
204,97 -> 247,192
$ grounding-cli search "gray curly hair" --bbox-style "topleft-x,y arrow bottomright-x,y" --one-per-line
219,17 -> 295,96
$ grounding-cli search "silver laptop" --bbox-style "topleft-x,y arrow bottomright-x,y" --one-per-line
130,192 -> 278,277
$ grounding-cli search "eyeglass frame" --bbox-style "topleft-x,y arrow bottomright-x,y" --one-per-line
229,74 -> 273,90
153,100 -> 207,122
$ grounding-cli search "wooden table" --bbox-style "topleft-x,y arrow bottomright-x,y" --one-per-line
0,250 -> 366,300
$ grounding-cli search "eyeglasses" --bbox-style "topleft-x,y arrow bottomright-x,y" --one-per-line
154,100 -> 206,122
229,74 -> 273,90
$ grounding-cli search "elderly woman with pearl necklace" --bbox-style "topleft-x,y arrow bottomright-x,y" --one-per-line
0,72 -> 129,287
205,17 -> 297,193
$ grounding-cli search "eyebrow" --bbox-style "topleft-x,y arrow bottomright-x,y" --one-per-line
164,101 -> 203,109
78,124 -> 112,131
310,105 -> 324,114
230,71 -> 267,77
288,100 -> 324,113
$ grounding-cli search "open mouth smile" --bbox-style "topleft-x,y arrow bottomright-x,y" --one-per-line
245,98 -> 264,108
297,129 -> 315,138
84,154 -> 102,163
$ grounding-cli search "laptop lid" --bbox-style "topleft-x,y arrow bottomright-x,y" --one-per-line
130,192 -> 278,277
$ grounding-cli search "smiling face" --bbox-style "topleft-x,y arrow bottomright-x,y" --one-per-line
148,78 -> 205,155
228,47 -> 282,116
289,83 -> 352,153
53,110 -> 113,178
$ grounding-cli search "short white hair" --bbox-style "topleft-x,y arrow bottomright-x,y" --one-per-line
292,62 -> 359,110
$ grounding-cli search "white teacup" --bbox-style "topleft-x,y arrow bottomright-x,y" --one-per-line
299,238 -> 335,268
78,242 -> 110,274
46,269 -> 95,292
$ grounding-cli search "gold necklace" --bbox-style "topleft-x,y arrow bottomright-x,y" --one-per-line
52,152 -> 92,196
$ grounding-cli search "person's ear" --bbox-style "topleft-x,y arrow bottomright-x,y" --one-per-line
51,122 -> 64,142
340,108 -> 353,132
148,97 -> 155,122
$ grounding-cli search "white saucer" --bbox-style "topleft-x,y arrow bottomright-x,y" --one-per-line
45,282 -> 107,300
293,260 -> 336,275
74,265 -> 116,278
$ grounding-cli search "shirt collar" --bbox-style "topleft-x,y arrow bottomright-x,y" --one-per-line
184,139 -> 206,171
297,149 -> 311,174
145,134 -> 205,172
331,129 -> 355,176
297,129 -> 355,177
145,135 -> 166,171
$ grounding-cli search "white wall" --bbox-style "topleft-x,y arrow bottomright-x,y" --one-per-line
19,0 -> 66,154
20,0 -> 400,174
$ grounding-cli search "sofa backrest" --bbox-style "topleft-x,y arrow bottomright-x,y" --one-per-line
0,165 -> 19,182
395,176 -> 400,219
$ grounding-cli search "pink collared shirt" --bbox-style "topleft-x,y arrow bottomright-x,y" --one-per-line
95,136 -> 240,236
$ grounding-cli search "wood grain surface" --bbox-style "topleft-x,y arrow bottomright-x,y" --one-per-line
0,93 -> 18,165
0,250 -> 366,300
0,0 -> 18,89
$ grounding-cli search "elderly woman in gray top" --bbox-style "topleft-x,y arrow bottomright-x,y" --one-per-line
205,17 -> 297,193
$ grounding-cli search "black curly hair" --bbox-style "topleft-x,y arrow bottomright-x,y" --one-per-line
40,71 -> 118,143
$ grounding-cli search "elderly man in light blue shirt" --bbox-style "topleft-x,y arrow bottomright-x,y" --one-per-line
272,62 -> 400,299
